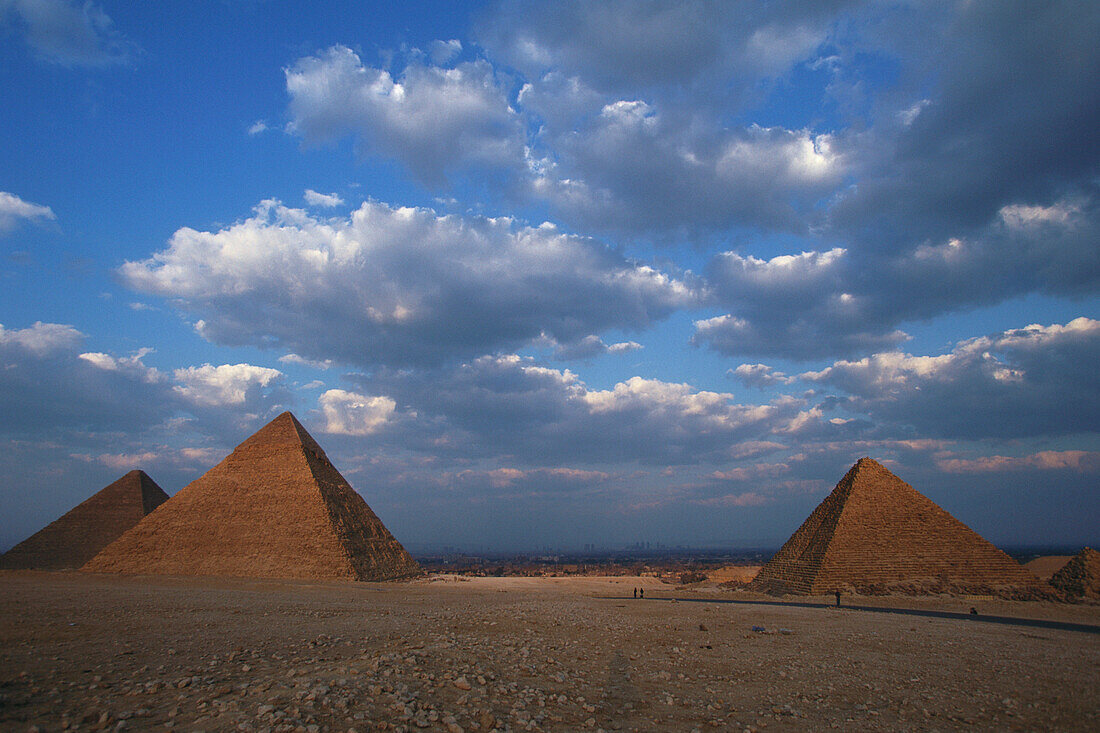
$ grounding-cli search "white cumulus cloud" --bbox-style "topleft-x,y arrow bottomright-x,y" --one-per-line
0,191 -> 56,233
172,363 -> 283,407
319,388 -> 398,436
303,189 -> 344,208
121,199 -> 694,368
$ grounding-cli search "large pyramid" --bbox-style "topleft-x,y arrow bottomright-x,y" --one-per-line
1,470 -> 168,569
1049,547 -> 1100,600
751,457 -> 1045,598
84,412 -> 420,581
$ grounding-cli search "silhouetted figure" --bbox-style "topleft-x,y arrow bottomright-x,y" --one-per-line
835,590 -> 842,607
970,607 -> 978,615
639,588 -> 644,599
633,587 -> 637,599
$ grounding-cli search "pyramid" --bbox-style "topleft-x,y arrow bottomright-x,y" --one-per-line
1048,547 -> 1100,600
84,412 -> 420,581
751,457 -> 1046,598
1,470 -> 168,569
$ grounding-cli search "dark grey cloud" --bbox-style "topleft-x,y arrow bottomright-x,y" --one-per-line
121,199 -> 696,369
694,192 -> 1100,360
527,107 -> 845,239
0,322 -> 170,436
801,318 -> 1100,439
337,354 -> 816,466
0,320 -> 292,448
477,0 -> 848,100
828,1 -> 1100,253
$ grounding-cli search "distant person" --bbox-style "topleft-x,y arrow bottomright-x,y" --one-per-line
640,588 -> 644,599
970,607 -> 978,615
633,587 -> 637,599
835,590 -> 841,607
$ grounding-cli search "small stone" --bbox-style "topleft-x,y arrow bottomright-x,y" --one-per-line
453,677 -> 472,691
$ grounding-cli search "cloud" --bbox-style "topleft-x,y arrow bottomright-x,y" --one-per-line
171,363 -> 284,407
0,191 -> 56,233
428,39 -> 462,65
1,0 -> 137,66
318,388 -> 397,436
0,322 -> 173,436
826,2 -> 1100,258
478,0 -> 832,96
78,347 -> 160,383
693,248 -> 908,359
529,112 -> 845,238
0,320 -> 80,355
551,334 -> 642,361
121,199 -> 694,368
247,120 -> 269,135
935,450 -> 1100,474
351,354 -> 806,465
278,353 -> 334,370
303,189 -> 344,208
0,321 -> 293,446
695,195 -> 1100,359
729,363 -> 793,389
286,45 -> 523,185
802,317 -> 1100,439
694,491 -> 770,508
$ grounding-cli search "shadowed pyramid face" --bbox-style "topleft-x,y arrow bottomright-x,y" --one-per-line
752,457 -> 1045,597
0,470 -> 169,570
84,412 -> 420,581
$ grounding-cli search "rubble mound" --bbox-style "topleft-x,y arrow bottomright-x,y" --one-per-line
1,470 -> 167,570
750,457 -> 1049,599
84,412 -> 420,581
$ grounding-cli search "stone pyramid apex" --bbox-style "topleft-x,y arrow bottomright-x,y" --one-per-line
236,411 -> 326,455
84,411 -> 419,581
1,470 -> 169,569
751,457 -> 1047,598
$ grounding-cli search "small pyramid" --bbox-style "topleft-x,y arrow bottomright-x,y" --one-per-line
1,470 -> 168,569
1048,547 -> 1100,600
751,458 -> 1046,598
84,412 -> 420,581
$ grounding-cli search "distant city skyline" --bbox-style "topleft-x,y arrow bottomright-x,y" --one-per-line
1,1 -> 1098,553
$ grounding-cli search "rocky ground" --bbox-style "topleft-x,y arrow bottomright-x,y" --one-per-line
1,571 -> 1098,732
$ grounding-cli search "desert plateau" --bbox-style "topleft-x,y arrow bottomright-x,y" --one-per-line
1,571 -> 1098,732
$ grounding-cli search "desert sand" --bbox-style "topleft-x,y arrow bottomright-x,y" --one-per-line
1,571 -> 1098,732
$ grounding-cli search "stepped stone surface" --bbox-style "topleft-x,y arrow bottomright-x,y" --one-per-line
84,412 -> 420,581
751,457 -> 1047,598
0,470 -> 168,569
1049,547 -> 1100,600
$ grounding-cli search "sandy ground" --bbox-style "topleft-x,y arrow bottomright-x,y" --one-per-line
1,571 -> 1098,732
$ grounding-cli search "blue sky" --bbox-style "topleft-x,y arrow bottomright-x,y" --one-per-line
1,0 -> 1097,553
